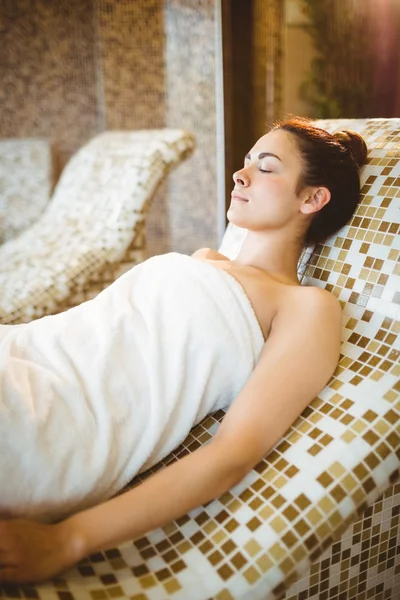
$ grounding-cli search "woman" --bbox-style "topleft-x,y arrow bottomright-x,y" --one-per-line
0,117 -> 368,583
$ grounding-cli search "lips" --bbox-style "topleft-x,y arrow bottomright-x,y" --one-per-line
231,192 -> 248,202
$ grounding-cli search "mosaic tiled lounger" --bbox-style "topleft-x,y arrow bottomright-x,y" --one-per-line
0,128 -> 195,324
1,118 -> 399,600
0,138 -> 55,245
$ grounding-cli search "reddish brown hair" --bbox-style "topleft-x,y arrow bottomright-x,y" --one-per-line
272,117 -> 368,244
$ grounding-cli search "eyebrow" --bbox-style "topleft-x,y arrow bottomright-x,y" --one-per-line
245,152 -> 282,161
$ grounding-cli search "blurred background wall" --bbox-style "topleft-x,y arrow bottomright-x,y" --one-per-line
0,0 -> 219,255
223,0 -> 400,206
282,0 -> 315,118
0,0 -> 399,253
287,0 -> 400,119
221,0 -> 284,212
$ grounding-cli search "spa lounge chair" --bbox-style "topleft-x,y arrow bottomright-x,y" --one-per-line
0,128 -> 195,324
0,118 -> 399,600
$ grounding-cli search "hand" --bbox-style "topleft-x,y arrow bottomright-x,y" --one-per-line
0,518 -> 84,584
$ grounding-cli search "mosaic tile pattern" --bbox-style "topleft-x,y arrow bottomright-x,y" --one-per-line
0,0 -> 100,170
0,129 -> 195,323
0,0 -> 221,257
220,117 -> 400,599
0,120 -> 398,599
97,0 -> 165,131
282,484 -> 400,600
0,139 -> 54,244
149,0 -> 220,255
276,118 -> 400,600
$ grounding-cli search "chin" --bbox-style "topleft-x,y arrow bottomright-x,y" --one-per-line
226,207 -> 249,229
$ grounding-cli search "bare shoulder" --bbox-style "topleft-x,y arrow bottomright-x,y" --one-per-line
213,282 -> 343,469
272,283 -> 342,348
291,284 -> 342,314
191,247 -> 229,261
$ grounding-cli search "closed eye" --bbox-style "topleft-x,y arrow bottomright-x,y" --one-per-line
259,168 -> 272,173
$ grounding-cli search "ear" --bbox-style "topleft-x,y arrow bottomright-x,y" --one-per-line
300,188 -> 331,215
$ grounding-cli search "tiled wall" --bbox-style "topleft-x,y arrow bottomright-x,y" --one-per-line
0,0 -> 287,253
282,484 -> 400,600
162,0 -> 219,253
0,0 -> 100,169
96,0 -> 166,132
0,0 -> 220,254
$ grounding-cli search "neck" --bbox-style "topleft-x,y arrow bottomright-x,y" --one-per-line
233,228 -> 304,284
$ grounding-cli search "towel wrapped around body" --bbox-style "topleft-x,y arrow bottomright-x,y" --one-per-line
0,252 -> 264,522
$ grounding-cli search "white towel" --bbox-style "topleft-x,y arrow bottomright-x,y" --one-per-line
0,253 -> 264,522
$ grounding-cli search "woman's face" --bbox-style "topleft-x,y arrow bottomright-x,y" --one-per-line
227,129 -> 307,232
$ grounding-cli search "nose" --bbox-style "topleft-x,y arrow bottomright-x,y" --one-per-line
233,167 -> 249,187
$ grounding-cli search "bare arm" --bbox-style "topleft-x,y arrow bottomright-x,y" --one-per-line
74,290 -> 340,556
68,437 -> 247,557
213,286 -> 342,467
0,287 -> 341,583
0,439 -> 249,583
73,288 -> 341,554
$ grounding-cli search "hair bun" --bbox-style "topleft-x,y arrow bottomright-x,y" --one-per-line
333,130 -> 368,168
